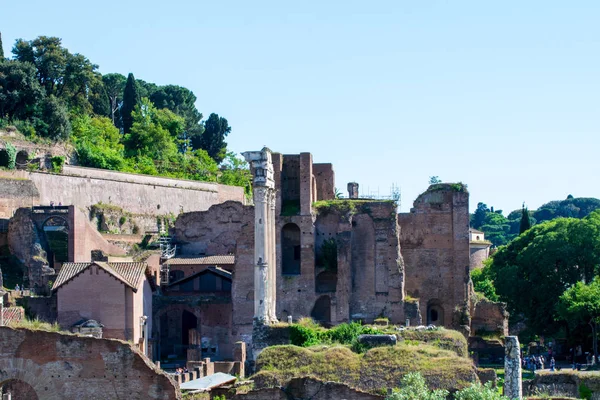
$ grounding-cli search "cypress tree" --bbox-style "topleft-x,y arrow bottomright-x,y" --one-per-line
0,32 -> 4,61
519,203 -> 532,234
121,73 -> 140,134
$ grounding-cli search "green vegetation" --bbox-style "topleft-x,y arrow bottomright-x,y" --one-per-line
478,211 -> 600,340
0,33 -> 250,193
51,155 -> 65,173
316,238 -> 337,271
255,343 -> 476,394
428,182 -> 468,193
0,141 -> 17,169
471,196 -> 600,247
557,277 -> 600,362
313,199 -> 395,217
9,317 -> 63,332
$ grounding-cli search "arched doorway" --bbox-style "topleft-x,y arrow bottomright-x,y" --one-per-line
15,150 -> 29,169
311,295 -> 331,324
154,305 -> 201,363
427,300 -> 444,326
1,378 -> 39,400
282,223 -> 301,275
0,149 -> 9,168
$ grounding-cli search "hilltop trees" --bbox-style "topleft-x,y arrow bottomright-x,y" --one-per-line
0,32 -> 4,61
194,113 -> 230,163
0,32 -> 248,189
519,204 -> 531,234
481,211 -> 600,335
121,73 -> 140,134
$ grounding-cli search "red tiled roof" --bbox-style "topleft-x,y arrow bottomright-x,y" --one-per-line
52,262 -> 148,291
166,255 -> 235,265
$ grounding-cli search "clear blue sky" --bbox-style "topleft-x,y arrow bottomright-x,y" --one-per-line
2,1 -> 599,213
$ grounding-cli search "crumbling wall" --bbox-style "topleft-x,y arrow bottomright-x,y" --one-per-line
234,377 -> 383,400
399,184 -> 470,330
171,201 -> 255,351
0,326 -> 180,400
471,299 -> 509,336
312,163 -> 335,201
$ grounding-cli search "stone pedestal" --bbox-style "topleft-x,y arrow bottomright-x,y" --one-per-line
504,336 -> 522,400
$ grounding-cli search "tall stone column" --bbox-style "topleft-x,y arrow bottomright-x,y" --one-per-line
504,336 -> 523,400
243,148 -> 277,325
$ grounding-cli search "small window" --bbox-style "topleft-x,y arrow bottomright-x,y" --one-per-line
476,235 -> 480,241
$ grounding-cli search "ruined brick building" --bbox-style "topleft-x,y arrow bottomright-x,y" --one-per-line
151,150 -> 494,363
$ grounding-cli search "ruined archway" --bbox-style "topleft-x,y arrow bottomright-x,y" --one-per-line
282,223 -> 301,275
15,150 -> 29,169
311,295 -> 331,324
1,378 -> 39,400
427,299 -> 444,326
0,358 -> 60,400
0,149 -> 9,168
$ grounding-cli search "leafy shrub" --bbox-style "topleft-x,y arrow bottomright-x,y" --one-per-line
289,324 -> 322,347
453,382 -> 508,400
119,216 -> 127,225
51,156 -> 65,173
579,383 -> 593,400
386,372 -> 448,400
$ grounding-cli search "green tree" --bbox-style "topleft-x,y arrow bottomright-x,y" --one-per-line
485,212 -> 600,334
124,98 -> 181,161
35,95 -> 71,140
12,36 -> 100,111
471,265 -> 499,302
72,115 -> 125,170
471,203 -> 489,230
557,277 -> 600,363
121,73 -> 140,134
0,60 -> 45,121
193,113 -> 230,163
102,73 -> 126,126
219,152 -> 251,194
429,176 -> 442,185
0,32 -> 4,61
519,203 -> 531,234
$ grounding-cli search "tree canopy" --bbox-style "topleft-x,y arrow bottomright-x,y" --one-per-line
0,32 -> 248,190
478,211 -> 600,335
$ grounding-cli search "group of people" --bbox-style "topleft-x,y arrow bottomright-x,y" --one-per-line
174,367 -> 189,375
523,355 -> 557,372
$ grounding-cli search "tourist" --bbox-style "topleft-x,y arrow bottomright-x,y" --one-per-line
550,357 -> 556,372
15,284 -> 20,292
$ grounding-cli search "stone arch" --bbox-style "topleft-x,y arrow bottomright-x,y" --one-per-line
42,215 -> 70,265
315,271 -> 337,293
311,295 -> 331,324
0,358 -> 61,400
0,149 -> 9,168
427,299 -> 444,326
1,378 -> 39,400
282,223 -> 301,275
15,150 -> 29,169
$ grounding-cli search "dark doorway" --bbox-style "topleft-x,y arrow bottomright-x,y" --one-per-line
182,310 -> 197,347
311,295 -> 331,324
427,300 -> 444,326
282,223 -> 301,275
0,149 -> 9,168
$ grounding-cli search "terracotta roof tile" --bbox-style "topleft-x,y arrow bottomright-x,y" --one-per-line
53,262 -> 148,291
166,255 -> 235,265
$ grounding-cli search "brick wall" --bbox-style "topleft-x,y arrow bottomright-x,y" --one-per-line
0,326 -> 180,400
399,185 -> 470,329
